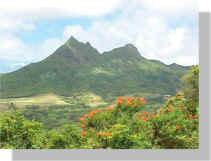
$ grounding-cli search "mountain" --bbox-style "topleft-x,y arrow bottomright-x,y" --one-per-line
0,36 -> 189,103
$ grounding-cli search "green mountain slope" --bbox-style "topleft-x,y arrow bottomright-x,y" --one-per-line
0,36 -> 189,103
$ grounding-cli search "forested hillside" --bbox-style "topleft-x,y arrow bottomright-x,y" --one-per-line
0,36 -> 189,104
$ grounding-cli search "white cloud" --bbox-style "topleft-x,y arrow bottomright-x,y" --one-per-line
0,32 -> 63,63
0,0 -> 121,70
0,17 -> 35,33
0,0 -> 198,69
62,0 -> 198,65
11,62 -> 27,67
0,0 -> 121,19
0,33 -> 28,60
165,28 -> 186,53
0,0 -> 121,46
137,0 -> 198,12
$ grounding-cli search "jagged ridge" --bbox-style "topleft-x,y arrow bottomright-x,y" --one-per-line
0,36 -> 189,103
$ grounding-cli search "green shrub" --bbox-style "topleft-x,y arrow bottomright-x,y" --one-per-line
0,111 -> 46,149
46,124 -> 81,149
76,95 -> 198,149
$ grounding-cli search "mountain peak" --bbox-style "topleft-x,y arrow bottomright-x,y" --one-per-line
102,43 -> 142,59
66,36 -> 94,49
68,36 -> 78,42
86,41 -> 92,46
119,43 -> 142,57
50,36 -> 101,63
66,36 -> 81,46
124,43 -> 136,49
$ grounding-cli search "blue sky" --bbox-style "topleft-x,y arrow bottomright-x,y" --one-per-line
17,9 -> 123,45
18,17 -> 92,44
0,0 -> 198,73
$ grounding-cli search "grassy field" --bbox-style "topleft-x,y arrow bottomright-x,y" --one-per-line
0,91 -> 163,112
0,93 -> 109,110
0,93 -> 69,110
61,92 -> 108,106
0,92 -> 162,130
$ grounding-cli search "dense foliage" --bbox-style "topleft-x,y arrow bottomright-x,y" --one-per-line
0,65 -> 198,149
0,111 -> 46,148
21,105 -> 102,130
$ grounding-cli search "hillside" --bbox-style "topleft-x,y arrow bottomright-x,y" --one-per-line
0,36 -> 189,103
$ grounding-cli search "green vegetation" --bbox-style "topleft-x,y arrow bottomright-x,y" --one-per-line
0,93 -> 107,109
0,94 -> 69,109
0,65 -> 199,149
0,111 -> 45,149
20,104 -> 104,130
0,37 -> 189,104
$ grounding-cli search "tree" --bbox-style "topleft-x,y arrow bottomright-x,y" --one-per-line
0,111 -> 46,149
8,103 -> 17,111
181,65 -> 199,114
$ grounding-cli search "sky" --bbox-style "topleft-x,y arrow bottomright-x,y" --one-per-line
0,0 -> 198,73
